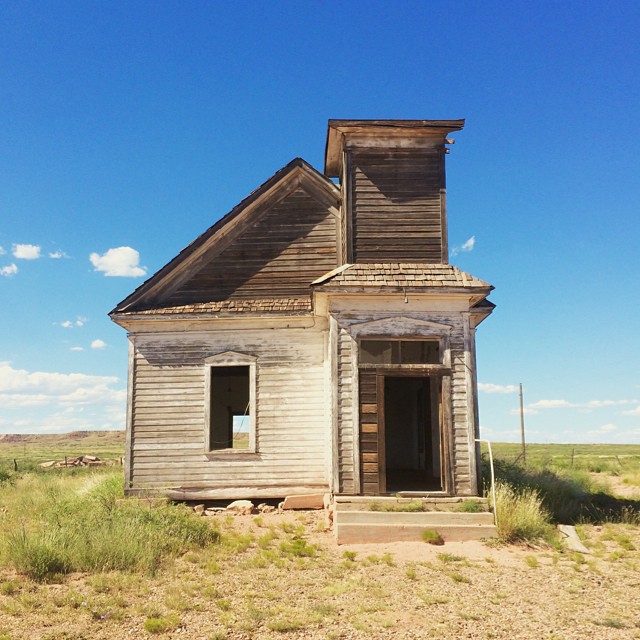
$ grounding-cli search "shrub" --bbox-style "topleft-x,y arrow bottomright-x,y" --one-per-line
493,482 -> 553,543
0,469 -> 14,486
8,529 -> 68,582
421,529 -> 444,545
483,456 -> 640,525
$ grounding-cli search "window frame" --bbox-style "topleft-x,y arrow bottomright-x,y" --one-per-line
359,338 -> 442,366
204,352 -> 257,455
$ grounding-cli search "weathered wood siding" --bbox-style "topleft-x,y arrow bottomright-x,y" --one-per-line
164,187 -> 338,305
358,369 -> 380,495
336,326 -> 356,493
333,312 -> 476,496
348,148 -> 444,263
128,324 -> 329,495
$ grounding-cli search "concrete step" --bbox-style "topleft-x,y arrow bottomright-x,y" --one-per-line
336,522 -> 498,544
335,510 -> 495,526
334,495 -> 491,512
333,508 -> 497,544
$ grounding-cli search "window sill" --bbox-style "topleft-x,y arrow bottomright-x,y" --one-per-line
205,449 -> 259,461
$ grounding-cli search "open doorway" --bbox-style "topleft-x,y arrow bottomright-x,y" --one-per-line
383,376 -> 442,492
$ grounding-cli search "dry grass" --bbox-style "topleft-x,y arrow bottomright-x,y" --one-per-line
0,505 -> 639,639
0,436 -> 639,638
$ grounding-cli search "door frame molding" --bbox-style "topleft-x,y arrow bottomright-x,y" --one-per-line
360,366 -> 452,496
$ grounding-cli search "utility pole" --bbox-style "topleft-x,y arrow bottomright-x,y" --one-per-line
519,382 -> 526,464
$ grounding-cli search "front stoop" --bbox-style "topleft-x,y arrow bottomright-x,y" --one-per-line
334,496 -> 497,544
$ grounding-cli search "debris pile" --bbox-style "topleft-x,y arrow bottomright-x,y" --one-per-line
39,455 -> 106,468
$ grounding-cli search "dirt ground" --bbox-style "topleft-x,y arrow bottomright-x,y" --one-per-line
1,507 -> 640,640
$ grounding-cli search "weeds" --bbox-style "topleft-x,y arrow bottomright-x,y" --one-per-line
2,472 -> 219,581
492,482 -> 554,544
144,613 -> 179,634
278,538 -> 316,558
456,500 -> 485,513
421,529 -> 444,545
369,500 -> 424,512
483,456 -> 640,525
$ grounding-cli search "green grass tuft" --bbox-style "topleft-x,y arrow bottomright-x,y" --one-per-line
143,614 -> 179,634
493,482 -> 554,543
421,529 -> 444,545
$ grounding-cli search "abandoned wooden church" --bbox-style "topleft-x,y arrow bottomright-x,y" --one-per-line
111,119 -> 494,502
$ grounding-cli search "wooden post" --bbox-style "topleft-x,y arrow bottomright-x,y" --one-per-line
13,458 -> 18,472
519,383 -> 526,464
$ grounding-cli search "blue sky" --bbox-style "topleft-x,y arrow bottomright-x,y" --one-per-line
1,1 -> 639,443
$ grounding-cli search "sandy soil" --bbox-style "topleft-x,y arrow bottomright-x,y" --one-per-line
1,508 -> 639,640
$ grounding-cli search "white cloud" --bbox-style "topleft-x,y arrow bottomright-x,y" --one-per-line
451,235 -> 476,257
0,246 -> 5,255
478,383 -> 519,394
621,405 -> 640,416
70,346 -> 84,352
585,423 -> 619,440
58,316 -> 87,329
0,362 -> 126,434
522,398 -> 636,412
90,246 -> 146,277
91,339 -> 106,349
528,399 -> 573,409
12,243 -> 41,259
461,236 -> 476,251
0,264 -> 18,277
49,251 -> 68,259
0,361 -> 124,408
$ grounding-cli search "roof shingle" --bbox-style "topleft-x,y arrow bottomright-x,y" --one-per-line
312,263 -> 492,289
112,297 -> 312,317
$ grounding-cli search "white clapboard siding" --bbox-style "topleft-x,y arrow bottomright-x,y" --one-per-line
129,325 -> 329,497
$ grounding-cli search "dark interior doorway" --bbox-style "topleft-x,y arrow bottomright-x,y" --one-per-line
384,376 -> 442,492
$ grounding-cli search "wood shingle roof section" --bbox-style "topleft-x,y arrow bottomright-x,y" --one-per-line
312,263 -> 493,291
114,297 -> 313,317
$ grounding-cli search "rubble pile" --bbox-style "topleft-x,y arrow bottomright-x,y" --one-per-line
39,455 -> 106,468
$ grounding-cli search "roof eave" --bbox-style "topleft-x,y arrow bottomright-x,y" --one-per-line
325,119 -> 465,177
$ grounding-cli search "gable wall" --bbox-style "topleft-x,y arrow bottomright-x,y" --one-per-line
348,148 -> 445,263
127,323 -> 330,496
163,188 -> 338,305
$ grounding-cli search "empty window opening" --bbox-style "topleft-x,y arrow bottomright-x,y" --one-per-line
210,366 -> 250,450
360,340 -> 440,365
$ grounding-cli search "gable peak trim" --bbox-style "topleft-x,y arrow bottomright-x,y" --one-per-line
204,351 -> 258,365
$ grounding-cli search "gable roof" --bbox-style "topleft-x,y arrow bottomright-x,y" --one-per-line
312,263 -> 493,292
111,158 -> 340,315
